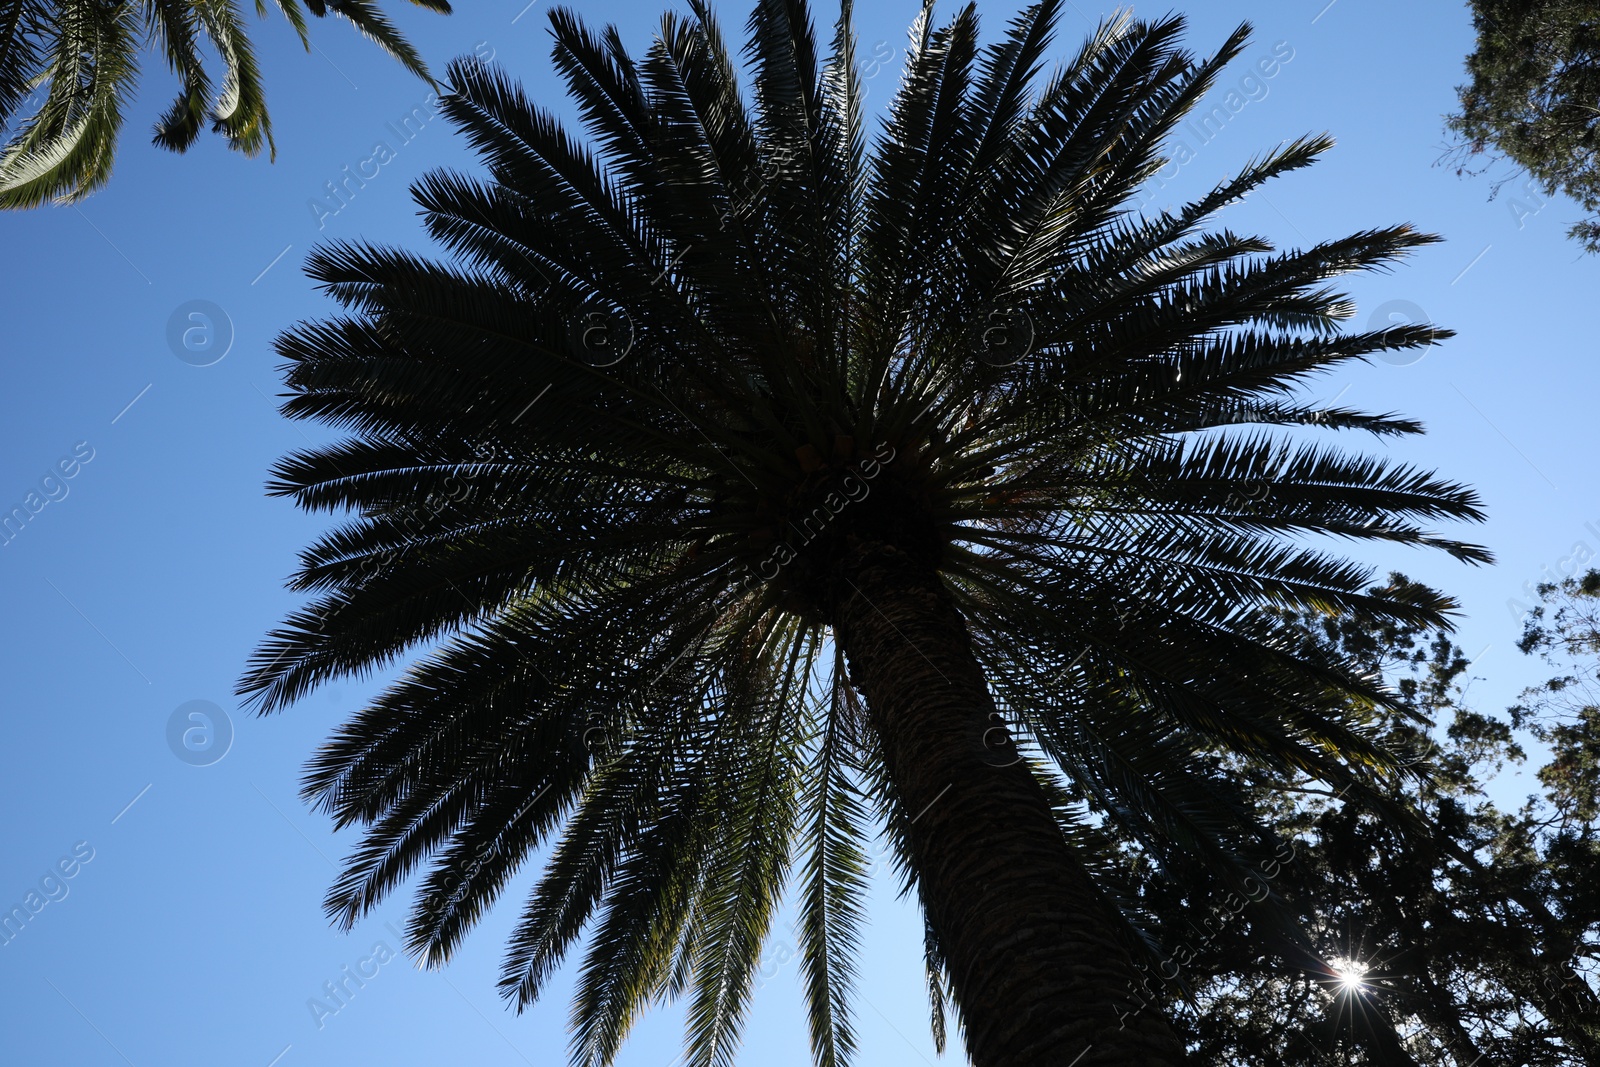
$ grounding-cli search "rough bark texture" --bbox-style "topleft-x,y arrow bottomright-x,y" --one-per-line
832,541 -> 1185,1067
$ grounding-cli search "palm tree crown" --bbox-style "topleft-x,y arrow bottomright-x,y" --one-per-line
0,0 -> 448,207
241,2 -> 1488,1064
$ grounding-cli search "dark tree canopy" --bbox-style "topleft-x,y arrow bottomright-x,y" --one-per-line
1133,573 -> 1600,1065
1447,0 -> 1600,252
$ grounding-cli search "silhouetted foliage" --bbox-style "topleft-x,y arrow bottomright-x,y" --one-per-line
1129,574 -> 1600,1065
1446,0 -> 1600,252
242,3 -> 1486,1064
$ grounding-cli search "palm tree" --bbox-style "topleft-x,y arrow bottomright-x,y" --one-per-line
0,0 -> 448,208
240,2 -> 1489,1065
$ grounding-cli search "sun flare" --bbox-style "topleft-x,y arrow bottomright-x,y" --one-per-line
1332,959 -> 1369,990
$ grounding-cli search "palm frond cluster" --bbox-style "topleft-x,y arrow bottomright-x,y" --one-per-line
241,1 -> 1487,1064
0,0 -> 448,207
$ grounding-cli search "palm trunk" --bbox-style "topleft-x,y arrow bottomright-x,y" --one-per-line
832,541 -> 1185,1067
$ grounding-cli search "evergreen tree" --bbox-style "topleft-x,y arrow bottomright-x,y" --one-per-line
1446,0 -> 1600,252
1136,574 -> 1600,1065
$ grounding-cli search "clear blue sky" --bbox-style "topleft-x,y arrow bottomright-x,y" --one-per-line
1,1 -> 1592,1064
